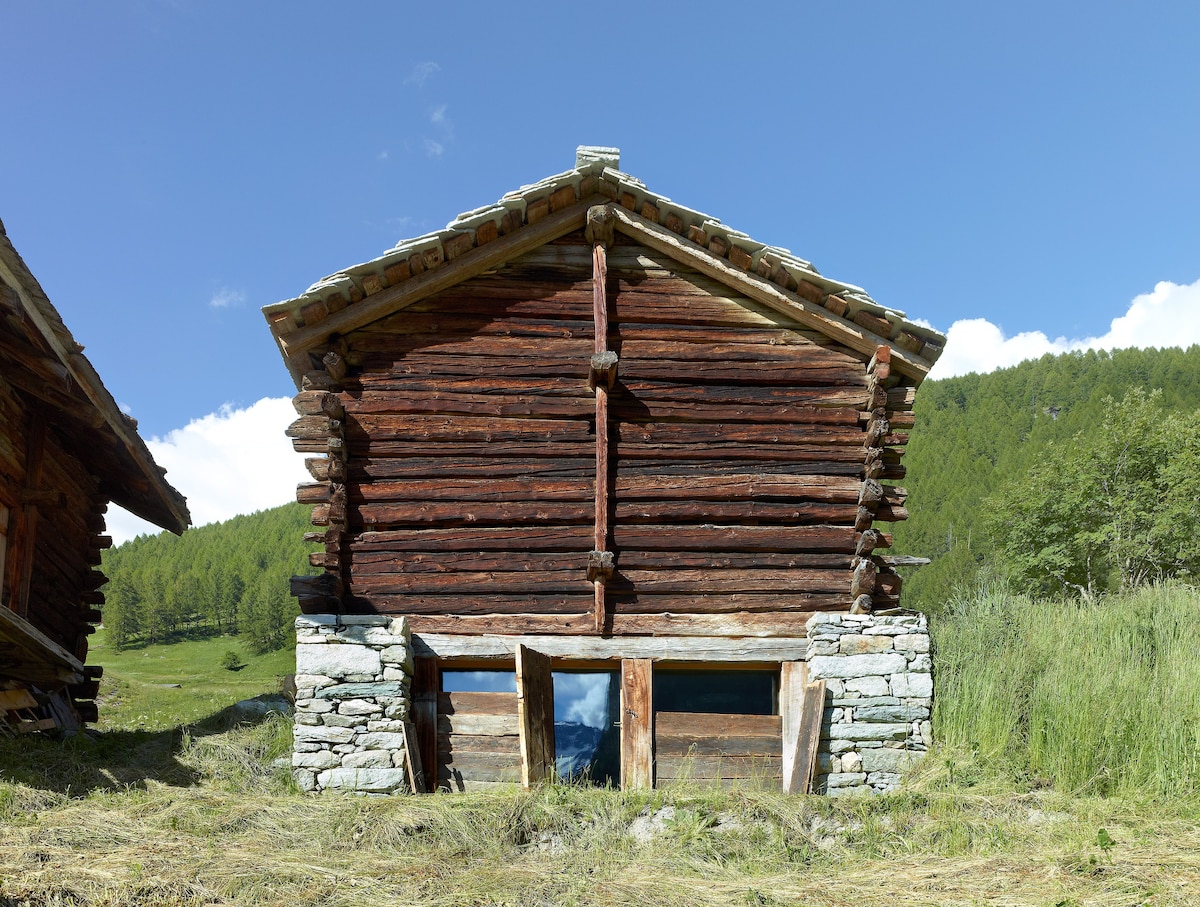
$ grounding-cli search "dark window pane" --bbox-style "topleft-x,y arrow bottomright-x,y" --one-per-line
654,670 -> 776,715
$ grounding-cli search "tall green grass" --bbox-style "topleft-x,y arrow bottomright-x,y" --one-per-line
933,582 -> 1200,796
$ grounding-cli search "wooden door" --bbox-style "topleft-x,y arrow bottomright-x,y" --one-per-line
516,644 -> 555,787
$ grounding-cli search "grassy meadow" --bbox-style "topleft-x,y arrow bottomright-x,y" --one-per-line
3,587 -> 1200,906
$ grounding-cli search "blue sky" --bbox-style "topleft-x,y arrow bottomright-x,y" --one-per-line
4,1 -> 1199,541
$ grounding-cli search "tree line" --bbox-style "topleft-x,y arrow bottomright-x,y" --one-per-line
100,504 -> 317,653
895,344 -> 1200,607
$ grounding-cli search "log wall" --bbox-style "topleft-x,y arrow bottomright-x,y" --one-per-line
0,373 -> 108,722
290,230 -> 916,635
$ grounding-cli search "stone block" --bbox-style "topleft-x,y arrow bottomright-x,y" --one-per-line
380,645 -> 414,673
826,722 -> 910,742
840,751 -> 862,773
296,614 -> 339,629
294,769 -> 317,792
891,673 -> 934,698
860,748 -> 925,773
295,673 -> 336,690
339,699 -> 383,716
294,724 -> 356,745
293,751 -> 340,770
388,616 -> 410,637
342,750 -> 395,769
853,704 -> 930,722
808,653 -> 906,680
825,772 -> 867,788
320,713 -> 361,728
320,768 -> 408,793
339,615 -> 391,626
908,654 -> 933,672
296,644 -> 381,679
299,699 -> 335,714
384,702 -> 410,720
315,681 -> 405,700
893,634 -> 930,654
357,732 -> 408,750
336,628 -> 396,647
805,639 -> 841,657
294,712 -> 321,726
838,634 -> 895,655
844,677 -> 891,696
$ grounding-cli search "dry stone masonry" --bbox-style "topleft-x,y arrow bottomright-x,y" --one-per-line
292,614 -> 414,794
807,611 -> 932,795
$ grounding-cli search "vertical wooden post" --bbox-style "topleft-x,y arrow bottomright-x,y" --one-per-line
411,656 -> 440,793
620,657 -> 654,790
516,644 -> 556,788
13,413 -> 46,618
586,205 -> 617,634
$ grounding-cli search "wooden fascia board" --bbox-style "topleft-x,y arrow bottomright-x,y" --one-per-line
605,206 -> 934,382
0,255 -> 189,534
0,605 -> 86,685
272,199 -> 600,382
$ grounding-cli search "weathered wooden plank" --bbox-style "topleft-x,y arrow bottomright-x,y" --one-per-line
437,691 -> 518,715
436,712 -> 519,737
411,657 -> 439,794
780,661 -> 807,794
656,754 -> 782,781
621,659 -> 653,791
516,644 -> 555,788
786,679 -> 827,795
347,549 -> 854,572
438,733 -> 522,755
348,525 -> 881,553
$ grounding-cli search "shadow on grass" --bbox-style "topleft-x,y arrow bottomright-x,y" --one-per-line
0,694 -> 291,797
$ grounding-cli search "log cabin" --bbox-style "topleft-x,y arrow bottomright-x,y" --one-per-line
0,218 -> 189,732
267,148 -> 946,792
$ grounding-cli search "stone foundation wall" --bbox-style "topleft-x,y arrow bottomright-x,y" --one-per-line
291,611 -> 932,796
292,614 -> 414,794
806,611 -> 932,796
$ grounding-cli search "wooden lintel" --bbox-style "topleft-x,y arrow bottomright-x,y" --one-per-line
413,633 -> 809,663
606,206 -> 933,381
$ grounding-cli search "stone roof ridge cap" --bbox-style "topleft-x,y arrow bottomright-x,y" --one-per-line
576,146 -> 620,171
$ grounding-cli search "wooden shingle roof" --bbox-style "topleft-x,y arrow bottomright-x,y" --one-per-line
0,219 -> 190,534
264,147 -> 946,385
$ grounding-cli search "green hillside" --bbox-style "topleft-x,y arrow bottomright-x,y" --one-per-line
101,503 -> 318,654
896,345 -> 1200,607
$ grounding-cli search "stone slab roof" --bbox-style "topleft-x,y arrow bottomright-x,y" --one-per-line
265,147 -> 946,385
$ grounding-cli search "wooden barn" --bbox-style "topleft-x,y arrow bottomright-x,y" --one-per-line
0,218 -> 190,733
267,148 -> 945,792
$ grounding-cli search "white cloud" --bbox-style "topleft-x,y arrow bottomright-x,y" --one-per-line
928,277 -> 1200,380
404,61 -> 440,87
557,674 -> 611,729
105,397 -> 308,545
423,138 -> 444,158
377,150 -> 389,161
209,287 -> 246,309
430,104 -> 447,126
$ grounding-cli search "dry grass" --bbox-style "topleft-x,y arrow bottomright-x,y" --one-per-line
2,721 -> 1199,907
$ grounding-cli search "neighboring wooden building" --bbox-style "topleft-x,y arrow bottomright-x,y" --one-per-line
0,218 -> 189,732
267,148 -> 945,791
